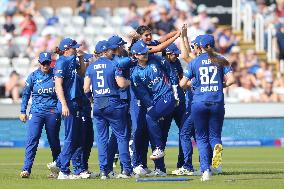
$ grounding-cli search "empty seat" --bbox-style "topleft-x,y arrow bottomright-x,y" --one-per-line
72,16 -> 85,27
39,6 -> 54,18
56,7 -> 73,17
86,16 -> 105,27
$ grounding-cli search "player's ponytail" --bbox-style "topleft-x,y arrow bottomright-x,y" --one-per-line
205,45 -> 230,67
54,47 -> 64,56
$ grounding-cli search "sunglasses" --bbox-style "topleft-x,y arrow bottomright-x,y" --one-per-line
40,61 -> 51,66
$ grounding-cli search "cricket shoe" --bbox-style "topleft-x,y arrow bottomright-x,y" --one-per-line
57,171 -> 70,180
69,174 -> 82,180
20,171 -> 30,178
212,144 -> 223,169
146,169 -> 167,177
47,173 -> 58,178
200,169 -> 211,182
133,165 -> 147,176
108,171 -> 118,179
116,171 -> 133,179
171,167 -> 195,176
150,148 -> 165,160
100,171 -> 108,180
144,167 -> 152,174
79,171 -> 91,179
47,161 -> 60,175
85,170 -> 99,178
211,166 -> 222,175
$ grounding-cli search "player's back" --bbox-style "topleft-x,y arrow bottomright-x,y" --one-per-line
86,57 -> 120,98
189,53 -> 225,103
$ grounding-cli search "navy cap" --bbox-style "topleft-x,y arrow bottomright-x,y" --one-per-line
191,35 -> 204,47
95,40 -> 112,54
59,38 -> 81,51
131,40 -> 149,55
38,52 -> 52,63
165,43 -> 181,54
83,53 -> 93,62
108,35 -> 127,49
200,34 -> 215,48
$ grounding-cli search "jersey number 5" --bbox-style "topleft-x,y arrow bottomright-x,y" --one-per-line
97,70 -> 104,87
199,66 -> 218,85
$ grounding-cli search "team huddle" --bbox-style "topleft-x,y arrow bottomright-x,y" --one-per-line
19,24 -> 235,182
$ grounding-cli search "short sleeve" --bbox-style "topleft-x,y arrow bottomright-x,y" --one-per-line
85,64 -> 92,78
183,60 -> 194,79
224,66 -> 232,75
54,59 -> 65,78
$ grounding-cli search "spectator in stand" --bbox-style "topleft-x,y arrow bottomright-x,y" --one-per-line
5,71 -> 25,103
197,4 -> 213,33
175,10 -> 189,29
77,0 -> 95,25
168,0 -> 180,20
0,34 -> 21,59
245,49 -> 263,80
77,36 -> 89,52
259,81 -> 278,102
124,2 -> 141,29
187,16 -> 205,42
218,27 -> 238,54
276,0 -> 284,17
276,24 -> 284,61
154,7 -> 176,36
139,10 -> 155,30
2,14 -> 15,36
273,73 -> 284,102
4,0 -> 18,16
33,27 -> 57,54
19,13 -> 37,42
18,0 -> 36,16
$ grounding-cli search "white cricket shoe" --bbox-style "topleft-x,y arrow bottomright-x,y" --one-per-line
108,171 -> 117,179
47,161 -> 60,175
146,169 -> 167,177
79,171 -> 91,179
69,174 -> 82,179
100,172 -> 108,180
116,171 -> 132,179
200,169 -> 211,182
144,167 -> 152,174
150,148 -> 165,160
57,171 -> 70,180
133,165 -> 147,176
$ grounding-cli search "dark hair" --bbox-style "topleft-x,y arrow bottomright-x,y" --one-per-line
128,25 -> 152,52
54,47 -> 65,56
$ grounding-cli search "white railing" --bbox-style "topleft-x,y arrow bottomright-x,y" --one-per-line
232,0 -> 241,31
267,25 -> 277,62
255,14 -> 265,52
243,3 -> 253,42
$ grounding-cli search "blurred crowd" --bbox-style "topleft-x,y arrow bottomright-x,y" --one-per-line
0,0 -> 284,103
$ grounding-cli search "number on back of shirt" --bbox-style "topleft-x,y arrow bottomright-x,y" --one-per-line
199,66 -> 218,85
97,70 -> 104,87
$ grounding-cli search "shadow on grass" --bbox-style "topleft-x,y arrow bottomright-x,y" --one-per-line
222,170 -> 284,175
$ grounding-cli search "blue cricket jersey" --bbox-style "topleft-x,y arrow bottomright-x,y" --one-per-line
161,57 -> 185,102
78,74 -> 92,117
85,57 -> 123,98
21,68 -> 57,114
113,54 -> 132,100
131,55 -> 172,108
54,55 -> 82,101
183,53 -> 232,103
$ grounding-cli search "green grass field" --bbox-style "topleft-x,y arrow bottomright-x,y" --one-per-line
0,147 -> 284,189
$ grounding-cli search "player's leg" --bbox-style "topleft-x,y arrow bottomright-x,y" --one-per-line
107,131 -> 118,173
209,103 -> 225,171
107,103 -> 132,177
45,113 -> 61,162
191,102 -> 211,179
21,113 -> 44,177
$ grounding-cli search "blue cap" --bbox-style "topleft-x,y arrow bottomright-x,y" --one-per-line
108,35 -> 127,49
200,34 -> 215,48
83,53 -> 93,62
59,38 -> 81,51
191,35 -> 204,47
131,40 -> 149,55
95,40 -> 112,54
165,43 -> 181,54
38,52 -> 52,63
